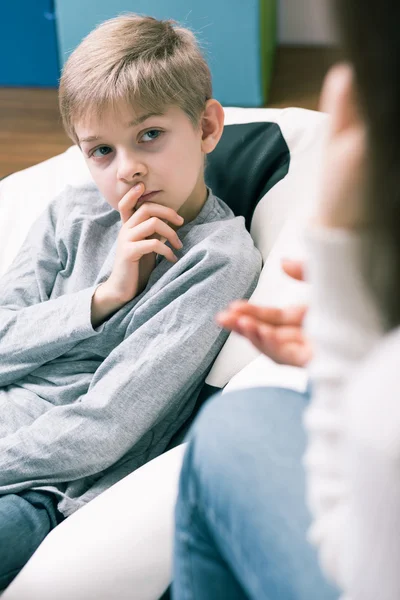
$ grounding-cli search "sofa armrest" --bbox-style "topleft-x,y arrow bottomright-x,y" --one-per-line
3,445 -> 186,600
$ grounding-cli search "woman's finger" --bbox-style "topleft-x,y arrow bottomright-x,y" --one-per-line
276,342 -> 313,368
235,317 -> 311,366
281,259 -> 305,282
222,303 -> 308,326
259,324 -> 306,345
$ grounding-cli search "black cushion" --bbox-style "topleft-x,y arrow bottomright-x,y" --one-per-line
167,122 -> 291,451
205,122 -> 290,229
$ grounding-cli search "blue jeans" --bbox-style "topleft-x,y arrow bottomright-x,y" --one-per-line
0,490 -> 62,590
173,387 -> 340,600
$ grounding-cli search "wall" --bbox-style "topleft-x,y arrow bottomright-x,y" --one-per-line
0,0 -> 59,86
278,0 -> 337,44
55,0 -> 275,106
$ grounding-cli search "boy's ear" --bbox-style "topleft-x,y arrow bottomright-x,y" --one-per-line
200,99 -> 225,154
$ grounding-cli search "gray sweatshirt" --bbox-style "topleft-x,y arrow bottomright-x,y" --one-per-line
0,183 -> 261,516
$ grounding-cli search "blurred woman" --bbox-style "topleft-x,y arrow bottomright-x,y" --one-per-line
173,2 -> 400,599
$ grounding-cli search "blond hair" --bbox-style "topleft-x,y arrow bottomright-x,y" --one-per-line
59,14 -> 212,142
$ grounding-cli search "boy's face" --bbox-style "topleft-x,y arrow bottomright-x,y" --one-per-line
75,102 -> 210,213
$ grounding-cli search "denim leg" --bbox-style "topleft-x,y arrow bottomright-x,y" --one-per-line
0,490 -> 61,591
173,387 -> 340,600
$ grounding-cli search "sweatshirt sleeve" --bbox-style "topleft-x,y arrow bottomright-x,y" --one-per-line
303,227 -> 384,596
338,334 -> 400,600
0,240 -> 261,489
0,201 -> 101,387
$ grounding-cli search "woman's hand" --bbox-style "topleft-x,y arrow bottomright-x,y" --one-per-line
216,66 -> 368,365
217,260 -> 313,368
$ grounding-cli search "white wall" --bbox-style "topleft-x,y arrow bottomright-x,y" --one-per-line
278,0 -> 337,44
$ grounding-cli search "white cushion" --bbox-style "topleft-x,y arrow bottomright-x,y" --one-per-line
222,217 -> 311,397
2,106 -> 327,600
207,107 -> 328,389
0,146 -> 91,276
3,445 -> 186,600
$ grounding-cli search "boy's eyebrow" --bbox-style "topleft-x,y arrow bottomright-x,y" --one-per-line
79,135 -> 101,143
78,112 -> 165,143
127,111 -> 165,127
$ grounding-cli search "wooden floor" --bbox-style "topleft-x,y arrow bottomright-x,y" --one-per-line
0,46 -> 340,178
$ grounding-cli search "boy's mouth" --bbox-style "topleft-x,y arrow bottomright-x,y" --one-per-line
136,190 -> 161,207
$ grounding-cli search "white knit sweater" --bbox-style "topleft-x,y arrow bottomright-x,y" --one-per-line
304,227 -> 400,600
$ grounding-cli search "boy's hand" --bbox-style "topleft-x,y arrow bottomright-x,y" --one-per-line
92,183 -> 184,327
216,260 -> 313,368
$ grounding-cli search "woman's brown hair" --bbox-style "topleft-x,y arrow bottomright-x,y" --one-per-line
335,1 -> 400,328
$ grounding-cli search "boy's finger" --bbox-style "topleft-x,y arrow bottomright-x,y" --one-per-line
125,203 -> 184,229
128,239 -> 178,264
118,184 -> 145,223
128,218 -> 182,250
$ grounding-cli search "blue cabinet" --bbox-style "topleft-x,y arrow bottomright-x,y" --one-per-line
55,0 -> 276,106
0,0 -> 59,86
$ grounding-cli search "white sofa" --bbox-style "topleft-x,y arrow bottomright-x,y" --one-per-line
0,107 -> 328,600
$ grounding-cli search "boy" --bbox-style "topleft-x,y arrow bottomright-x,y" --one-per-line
0,14 -> 261,589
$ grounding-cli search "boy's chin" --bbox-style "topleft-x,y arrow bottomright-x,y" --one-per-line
106,199 -> 120,211
101,191 -> 122,210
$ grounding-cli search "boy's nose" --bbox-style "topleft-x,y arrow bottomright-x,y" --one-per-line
117,155 -> 147,182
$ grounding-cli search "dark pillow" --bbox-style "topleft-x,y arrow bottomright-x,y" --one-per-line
167,122 -> 291,455
205,122 -> 290,229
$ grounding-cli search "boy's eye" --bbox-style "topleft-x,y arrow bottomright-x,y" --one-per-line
92,146 -> 113,158
141,129 -> 162,142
